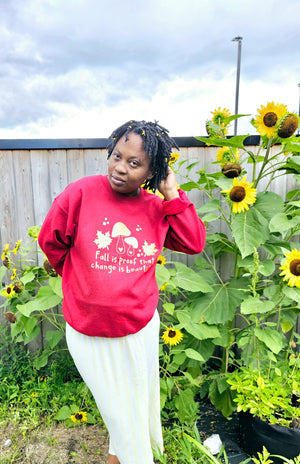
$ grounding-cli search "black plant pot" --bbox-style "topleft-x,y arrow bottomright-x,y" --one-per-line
239,412 -> 300,463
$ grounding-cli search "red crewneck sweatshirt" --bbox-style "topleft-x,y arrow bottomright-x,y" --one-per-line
38,175 -> 206,337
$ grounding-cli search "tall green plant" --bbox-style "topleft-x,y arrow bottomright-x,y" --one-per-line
1,227 -> 64,369
157,103 -> 300,418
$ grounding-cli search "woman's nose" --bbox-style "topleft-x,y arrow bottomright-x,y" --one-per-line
115,160 -> 127,174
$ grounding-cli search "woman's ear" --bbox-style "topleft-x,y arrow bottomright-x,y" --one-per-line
146,169 -> 155,180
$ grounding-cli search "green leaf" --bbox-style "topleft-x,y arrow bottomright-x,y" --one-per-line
49,276 -> 63,298
162,302 -> 175,315
55,406 -> 72,421
259,259 -> 275,276
238,257 -> 275,276
269,213 -> 300,233
197,199 -> 221,213
240,297 -> 275,315
23,325 -> 40,345
155,264 -> 170,290
279,310 -> 298,333
282,286 -> 300,305
174,388 -> 199,424
46,330 -> 65,349
185,348 -> 205,362
263,236 -> 291,255
283,143 -> 300,153
20,271 -> 35,285
179,181 -> 201,191
21,315 -> 38,336
201,213 -> 220,223
208,379 -> 235,418
17,286 -> 63,316
190,278 -> 249,324
255,191 -> 285,221
231,207 -> 269,258
173,262 -> 213,293
196,135 -> 247,149
33,350 -> 50,369
177,311 -> 220,339
254,327 -> 285,354
70,404 -> 80,414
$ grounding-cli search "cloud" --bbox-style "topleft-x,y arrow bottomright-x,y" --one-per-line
0,0 -> 299,138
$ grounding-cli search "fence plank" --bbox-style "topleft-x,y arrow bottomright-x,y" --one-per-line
0,144 -> 299,339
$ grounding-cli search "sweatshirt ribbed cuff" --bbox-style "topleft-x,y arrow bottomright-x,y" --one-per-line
162,189 -> 191,215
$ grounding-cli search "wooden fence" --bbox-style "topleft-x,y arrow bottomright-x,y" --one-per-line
0,136 -> 299,343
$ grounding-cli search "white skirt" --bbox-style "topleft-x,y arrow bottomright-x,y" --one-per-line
65,310 -> 163,464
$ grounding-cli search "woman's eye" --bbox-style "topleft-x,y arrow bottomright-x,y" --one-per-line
130,160 -> 139,167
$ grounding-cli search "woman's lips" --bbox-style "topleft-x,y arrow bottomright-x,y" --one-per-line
111,175 -> 125,186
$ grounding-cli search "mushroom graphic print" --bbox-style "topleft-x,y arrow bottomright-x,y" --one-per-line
111,222 -> 131,254
92,219 -> 159,275
124,237 -> 138,256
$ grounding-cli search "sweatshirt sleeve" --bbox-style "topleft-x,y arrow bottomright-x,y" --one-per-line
38,191 -> 78,276
162,189 -> 206,254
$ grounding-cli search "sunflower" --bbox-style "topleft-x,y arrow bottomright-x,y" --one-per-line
160,282 -> 168,291
4,312 -> 17,323
253,102 -> 287,138
10,268 -> 17,280
222,163 -> 242,178
13,240 -> 22,254
276,112 -> 299,139
211,107 -> 231,126
169,152 -> 180,165
279,249 -> 300,287
1,243 -> 9,261
157,254 -> 166,266
216,147 -> 240,166
162,327 -> 183,346
70,411 -> 88,423
222,176 -> 256,213
2,285 -> 16,298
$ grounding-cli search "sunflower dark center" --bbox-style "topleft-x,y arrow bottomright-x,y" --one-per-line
168,330 -> 176,338
75,413 -> 83,420
263,112 -> 278,127
230,186 -> 245,202
290,259 -> 300,276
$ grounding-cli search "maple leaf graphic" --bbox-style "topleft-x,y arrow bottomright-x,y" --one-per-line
94,231 -> 113,249
142,241 -> 158,256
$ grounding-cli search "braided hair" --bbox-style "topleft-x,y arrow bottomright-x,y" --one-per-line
107,120 -> 179,192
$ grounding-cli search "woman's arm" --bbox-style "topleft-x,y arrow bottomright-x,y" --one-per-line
158,168 -> 206,255
38,198 -> 75,276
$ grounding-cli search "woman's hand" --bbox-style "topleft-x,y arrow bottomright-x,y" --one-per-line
158,167 -> 180,201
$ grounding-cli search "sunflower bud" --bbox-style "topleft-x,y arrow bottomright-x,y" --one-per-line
277,113 -> 299,138
13,282 -> 23,294
5,312 -> 17,323
222,163 -> 242,178
3,256 -> 10,268
43,259 -> 57,277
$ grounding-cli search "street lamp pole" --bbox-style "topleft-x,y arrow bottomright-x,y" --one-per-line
232,36 -> 243,135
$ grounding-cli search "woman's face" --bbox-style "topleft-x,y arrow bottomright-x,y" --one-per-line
107,132 -> 153,196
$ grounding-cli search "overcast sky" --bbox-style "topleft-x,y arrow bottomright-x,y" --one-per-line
1,0 -> 300,139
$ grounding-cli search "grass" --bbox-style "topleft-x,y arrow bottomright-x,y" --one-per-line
0,324 -> 230,463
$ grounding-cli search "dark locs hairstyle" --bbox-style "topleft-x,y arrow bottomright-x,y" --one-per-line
107,120 -> 179,191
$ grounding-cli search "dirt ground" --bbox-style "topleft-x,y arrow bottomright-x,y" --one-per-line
0,422 -> 109,464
